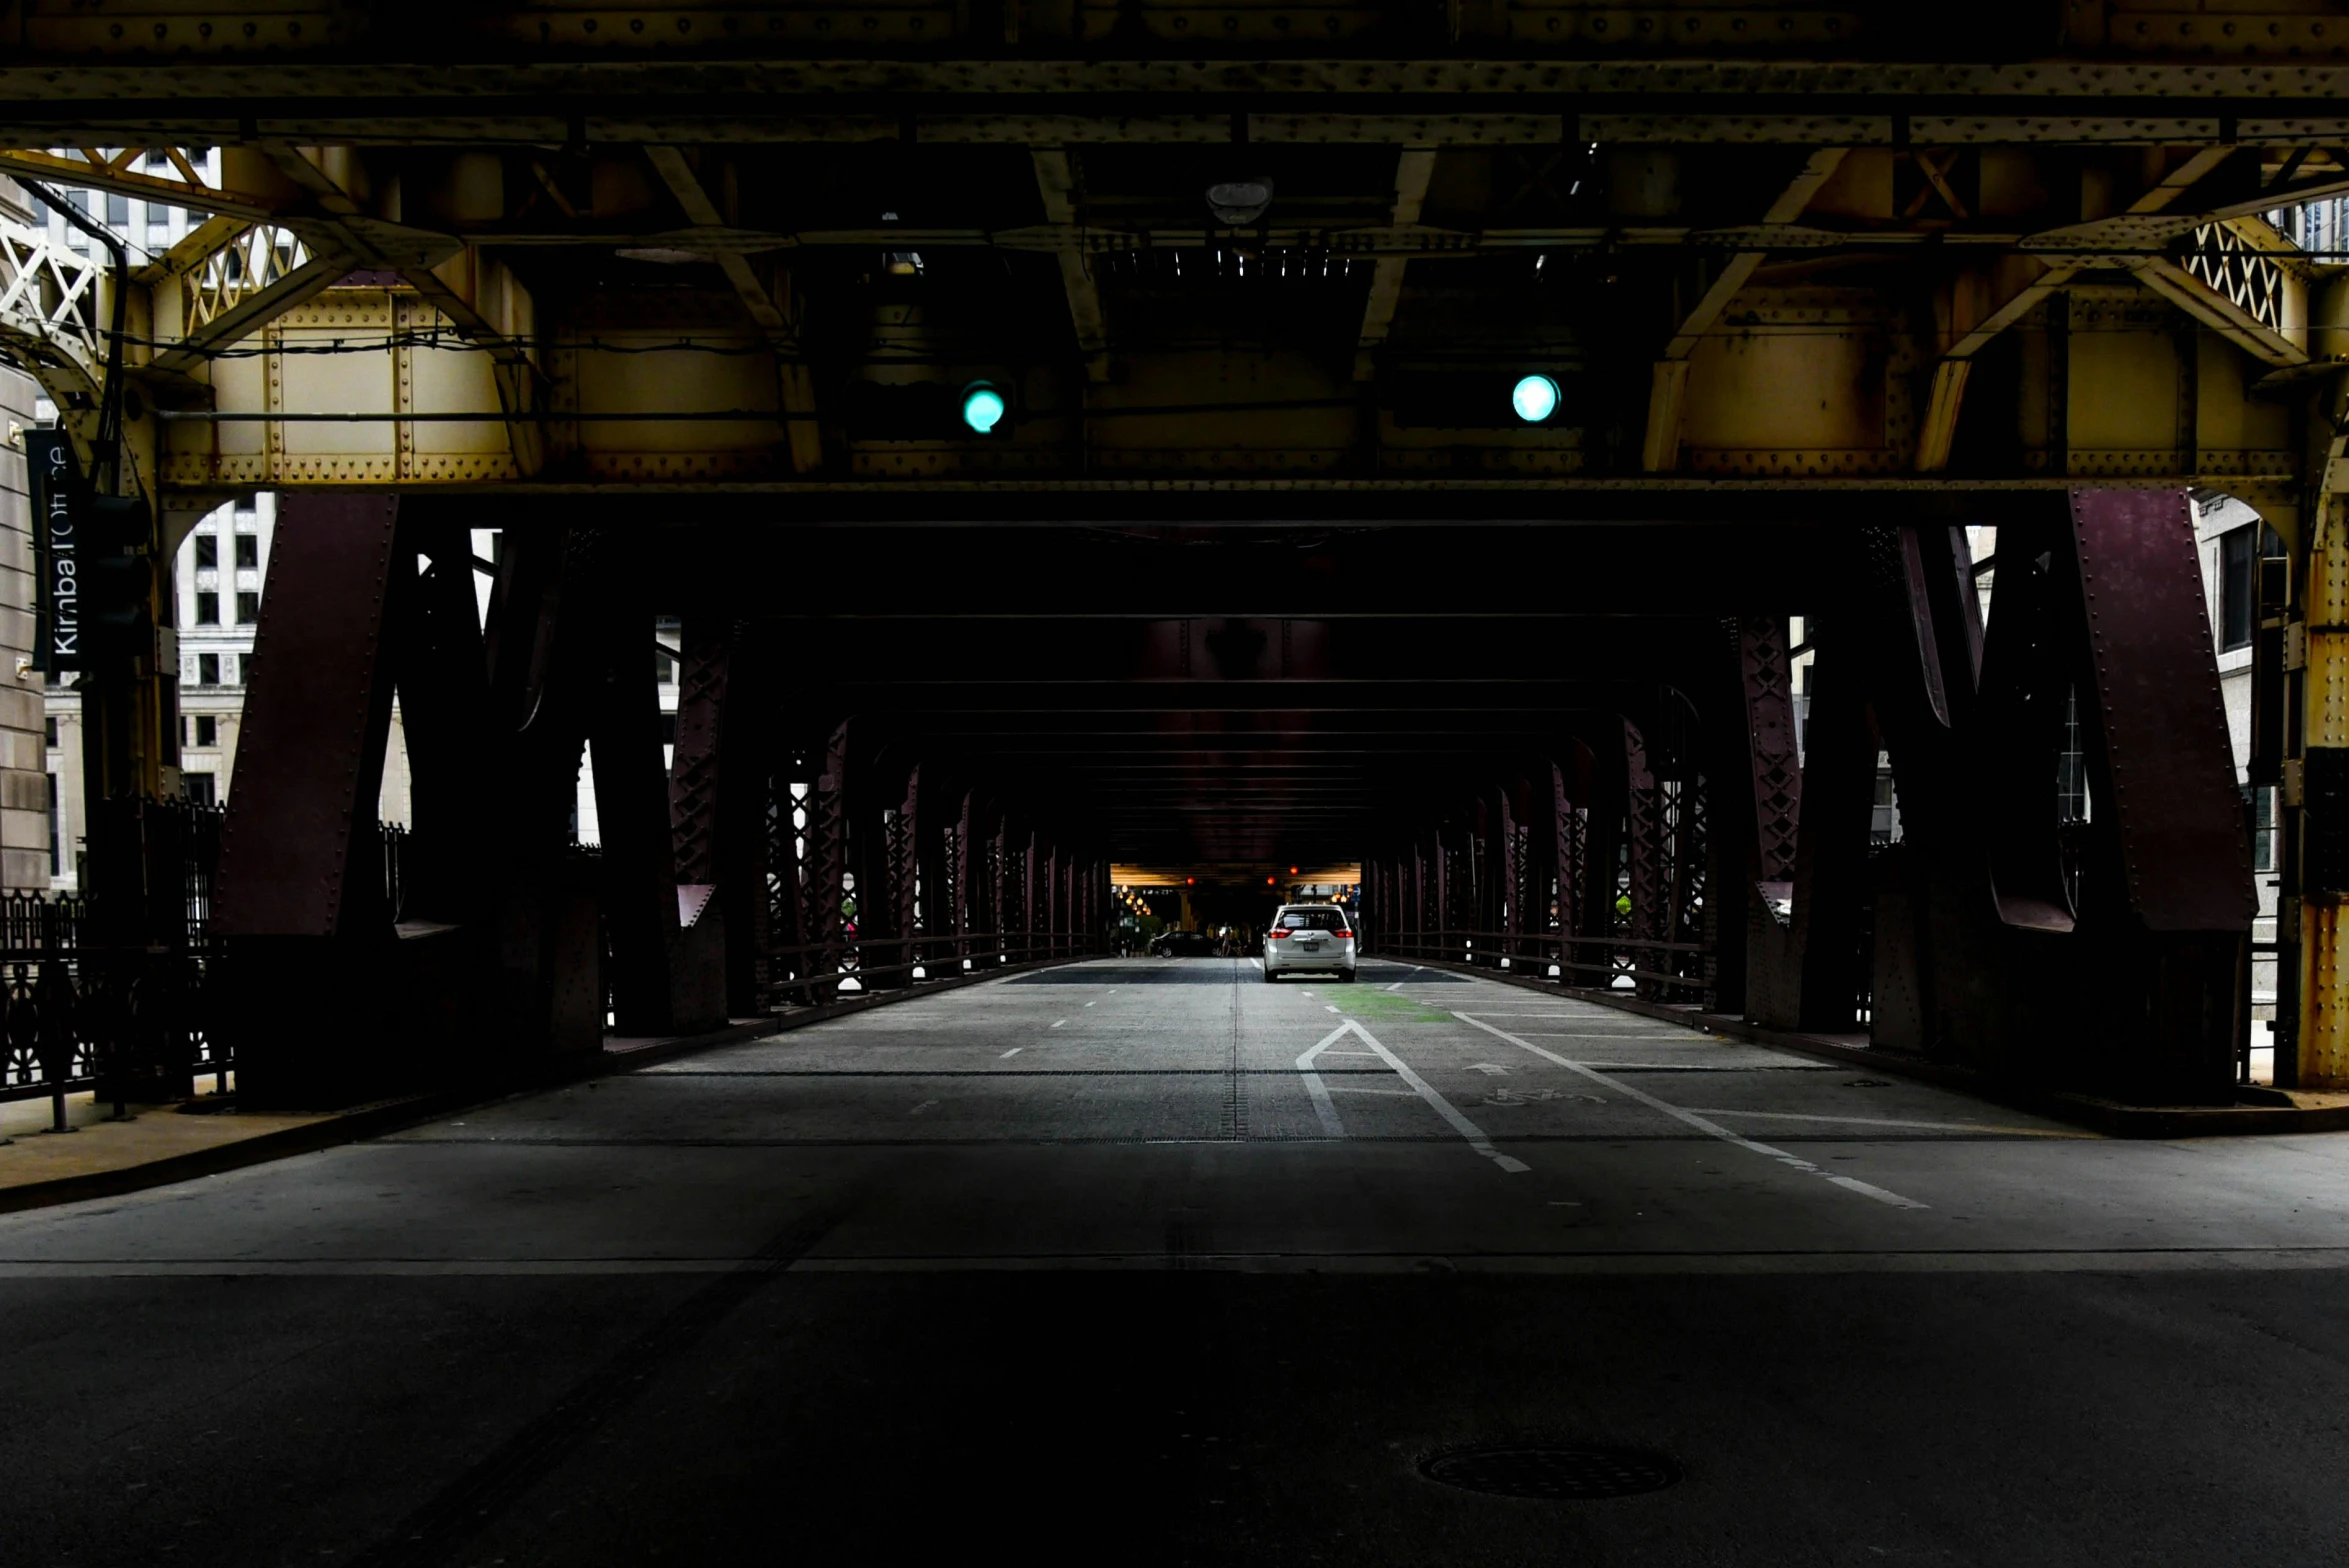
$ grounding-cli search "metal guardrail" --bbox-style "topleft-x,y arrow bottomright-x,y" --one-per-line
761,929 -> 1099,1009
1373,926 -> 1716,1008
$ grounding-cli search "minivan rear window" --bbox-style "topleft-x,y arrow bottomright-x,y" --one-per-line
1278,909 -> 1350,933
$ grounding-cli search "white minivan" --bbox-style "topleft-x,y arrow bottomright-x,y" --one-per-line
1262,904 -> 1357,983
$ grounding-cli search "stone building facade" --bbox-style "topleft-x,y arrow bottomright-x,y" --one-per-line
0,177 -> 53,892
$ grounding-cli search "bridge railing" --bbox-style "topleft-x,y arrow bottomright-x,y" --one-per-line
0,810 -> 412,1125
1371,926 -> 1716,1009
760,927 -> 1102,1011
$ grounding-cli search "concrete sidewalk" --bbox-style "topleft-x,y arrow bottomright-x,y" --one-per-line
0,1022 -> 773,1215
0,957 -> 1083,1213
0,1090 -> 331,1197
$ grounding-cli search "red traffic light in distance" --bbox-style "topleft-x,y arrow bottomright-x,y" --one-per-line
1186,877 -> 1195,885
1266,876 -> 1275,885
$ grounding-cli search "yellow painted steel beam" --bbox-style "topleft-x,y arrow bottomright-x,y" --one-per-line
2301,490 -> 2349,1088
0,148 -> 278,222
642,145 -> 822,472
1353,147 -> 1437,382
1033,147 -> 1111,386
1915,260 -> 2084,474
1642,148 -> 1847,473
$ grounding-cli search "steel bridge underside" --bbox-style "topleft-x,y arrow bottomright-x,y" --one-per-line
183,487 -> 2249,1118
0,3 -> 2325,1104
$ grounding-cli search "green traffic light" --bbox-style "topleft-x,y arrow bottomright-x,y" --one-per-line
1511,374 -> 1561,423
961,382 -> 1007,434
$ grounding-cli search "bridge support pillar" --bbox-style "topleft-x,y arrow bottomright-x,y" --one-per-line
670,617 -> 766,1018
590,567 -> 723,1037
216,496 -> 609,1105
1735,615 -> 1879,1034
1854,495 -> 2251,1097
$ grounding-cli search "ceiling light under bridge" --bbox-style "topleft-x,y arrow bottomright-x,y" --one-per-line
1207,175 -> 1275,226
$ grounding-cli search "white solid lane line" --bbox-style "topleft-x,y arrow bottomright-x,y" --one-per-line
1383,965 -> 1425,992
1452,1013 -> 1925,1209
1252,958 -> 1264,971
1680,1107 -> 2079,1136
1343,1019 -> 1531,1175
1051,1020 -> 1067,1028
1296,1026 -> 1351,1137
999,1047 -> 1024,1059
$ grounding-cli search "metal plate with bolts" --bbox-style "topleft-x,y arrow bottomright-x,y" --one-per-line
1419,1442 -> 1682,1501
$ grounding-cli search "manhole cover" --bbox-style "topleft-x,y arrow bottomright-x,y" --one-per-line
1419,1443 -> 1681,1500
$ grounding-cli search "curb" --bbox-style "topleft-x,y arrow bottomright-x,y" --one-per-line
1384,954 -> 2349,1140
0,954 -> 1089,1215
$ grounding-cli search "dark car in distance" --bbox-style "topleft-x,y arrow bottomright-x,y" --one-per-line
1151,931 -> 1218,957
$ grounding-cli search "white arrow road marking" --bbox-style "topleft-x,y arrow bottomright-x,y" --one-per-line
1453,1013 -> 1928,1209
1340,1019 -> 1530,1174
1296,1026 -> 1352,1137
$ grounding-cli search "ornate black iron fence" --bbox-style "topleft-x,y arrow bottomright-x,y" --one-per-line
0,807 -> 409,1124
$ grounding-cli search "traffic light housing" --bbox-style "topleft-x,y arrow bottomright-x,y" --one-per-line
81,494 -> 154,668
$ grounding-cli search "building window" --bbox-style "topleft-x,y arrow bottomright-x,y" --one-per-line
2251,784 -> 2277,873
2219,522 -> 2287,653
183,771 -> 216,807
194,533 -> 217,569
661,714 -> 678,748
47,773 -> 59,878
198,653 -> 219,686
236,590 -> 259,625
106,191 -> 128,225
235,534 -> 259,569
195,716 -> 216,747
655,644 -> 675,683
44,717 -> 56,746
2221,525 -> 2257,652
195,590 -> 219,625
2057,689 -> 2090,823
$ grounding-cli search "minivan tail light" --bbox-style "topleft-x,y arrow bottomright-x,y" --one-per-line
1267,929 -> 1290,939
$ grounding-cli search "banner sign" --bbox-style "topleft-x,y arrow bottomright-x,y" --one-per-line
24,429 -> 82,671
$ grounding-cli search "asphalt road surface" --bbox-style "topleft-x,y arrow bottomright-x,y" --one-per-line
5,957 -> 2349,1565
